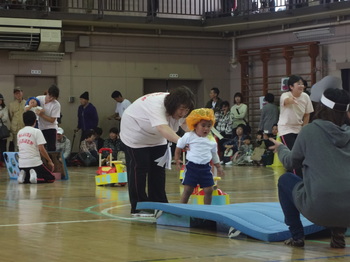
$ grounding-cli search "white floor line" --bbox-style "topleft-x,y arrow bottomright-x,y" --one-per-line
0,218 -> 118,227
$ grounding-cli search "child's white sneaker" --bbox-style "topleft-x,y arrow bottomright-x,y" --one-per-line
17,170 -> 25,184
225,161 -> 233,165
29,169 -> 37,184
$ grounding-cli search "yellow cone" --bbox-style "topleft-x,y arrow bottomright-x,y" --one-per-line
267,136 -> 283,167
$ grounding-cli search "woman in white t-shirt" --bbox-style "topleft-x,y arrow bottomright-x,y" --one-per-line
277,75 -> 314,177
120,86 -> 195,216
36,85 -> 61,151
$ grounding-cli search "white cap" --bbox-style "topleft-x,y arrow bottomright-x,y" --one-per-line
57,127 -> 64,135
310,76 -> 342,102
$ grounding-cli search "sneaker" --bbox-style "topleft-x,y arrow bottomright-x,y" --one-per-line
154,209 -> 163,219
17,170 -> 25,184
330,227 -> 346,248
131,211 -> 154,217
225,161 -> 233,165
284,238 -> 305,247
220,161 -> 224,165
29,169 -> 37,184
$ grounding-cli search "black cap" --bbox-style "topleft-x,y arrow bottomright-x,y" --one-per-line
80,91 -> 89,100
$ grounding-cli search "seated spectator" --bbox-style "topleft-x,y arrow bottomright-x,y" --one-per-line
262,124 -> 278,148
56,127 -> 71,161
215,101 -> 233,138
102,127 -> 125,164
254,130 -> 265,148
252,125 -> 279,166
94,127 -> 104,150
264,124 -> 279,165
214,101 -> 233,159
232,135 -> 253,165
251,130 -> 267,165
222,124 -> 246,165
230,92 -> 248,137
78,129 -> 98,166
261,131 -> 274,166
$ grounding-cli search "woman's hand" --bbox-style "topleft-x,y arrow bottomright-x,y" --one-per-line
36,108 -> 45,116
268,138 -> 282,153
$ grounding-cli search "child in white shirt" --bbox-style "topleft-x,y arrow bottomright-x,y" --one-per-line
175,108 -> 224,205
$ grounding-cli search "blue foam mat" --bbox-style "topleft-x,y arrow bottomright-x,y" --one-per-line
137,202 -> 325,242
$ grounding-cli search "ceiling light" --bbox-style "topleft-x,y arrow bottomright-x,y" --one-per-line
9,51 -> 65,61
294,27 -> 334,40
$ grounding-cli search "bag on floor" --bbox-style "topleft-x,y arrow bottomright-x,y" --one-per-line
78,152 -> 97,166
0,119 -> 10,139
251,147 -> 265,162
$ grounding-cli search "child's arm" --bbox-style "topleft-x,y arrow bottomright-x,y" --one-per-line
174,147 -> 183,171
38,144 -> 54,171
212,152 -> 224,177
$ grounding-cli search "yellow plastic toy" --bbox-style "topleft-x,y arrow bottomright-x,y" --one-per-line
179,149 -> 186,181
190,176 -> 230,205
267,135 -> 283,168
95,148 -> 128,186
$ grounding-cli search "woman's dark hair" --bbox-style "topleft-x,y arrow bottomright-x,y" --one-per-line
236,123 -> 247,134
264,93 -> 274,103
94,127 -> 103,136
287,75 -> 302,91
85,129 -> 97,139
48,84 -> 60,99
164,86 -> 195,117
257,130 -> 264,136
221,100 -> 230,108
313,88 -> 350,126
234,92 -> 243,103
109,127 -> 119,134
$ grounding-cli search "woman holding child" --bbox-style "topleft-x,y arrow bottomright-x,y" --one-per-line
120,86 -> 195,216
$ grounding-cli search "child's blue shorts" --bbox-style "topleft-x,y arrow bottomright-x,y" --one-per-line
182,161 -> 214,188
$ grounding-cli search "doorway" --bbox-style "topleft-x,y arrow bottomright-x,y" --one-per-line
15,76 -> 57,99
143,79 -> 201,107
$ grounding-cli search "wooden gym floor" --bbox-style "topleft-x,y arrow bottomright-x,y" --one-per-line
0,164 -> 349,262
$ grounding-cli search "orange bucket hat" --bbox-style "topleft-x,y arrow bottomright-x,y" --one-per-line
186,108 -> 215,131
